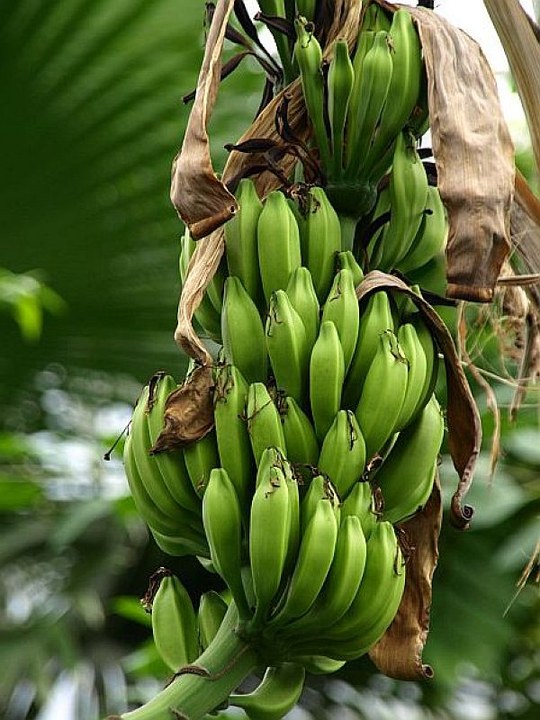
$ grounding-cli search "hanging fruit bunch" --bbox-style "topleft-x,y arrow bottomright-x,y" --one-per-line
108,1 -> 516,719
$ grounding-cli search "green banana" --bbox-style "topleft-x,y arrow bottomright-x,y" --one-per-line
149,527 -> 208,558
286,266 -> 320,350
213,364 -> 253,512
341,480 -> 376,541
374,395 -> 444,525
395,322 -> 428,429
320,268 -> 359,372
202,468 -> 249,616
183,430 -> 220,498
327,39 -> 354,176
294,16 -> 331,171
198,591 -> 228,651
361,2 -> 391,33
229,663 -> 306,720
366,8 -> 423,181
266,289 -> 310,403
293,655 -> 345,674
299,186 -> 342,301
281,395 -> 319,467
285,514 -> 367,634
355,330 -> 409,459
318,410 -> 366,499
310,320 -> 345,441
345,30 -> 393,181
342,290 -> 394,410
336,250 -> 364,288
150,570 -> 199,672
221,276 -> 268,385
146,373 -> 202,516
377,130 -> 429,270
178,226 -> 222,341
398,185 -> 448,274
257,191 -> 302,304
224,178 -> 264,307
305,521 -> 405,659
411,312 -> 439,410
249,463 -> 292,624
246,382 -> 287,466
274,492 -> 338,623
300,473 -> 340,536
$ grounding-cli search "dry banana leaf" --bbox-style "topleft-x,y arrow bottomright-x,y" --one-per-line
369,478 -> 443,680
151,365 -> 214,453
169,0 -> 238,240
483,0 -> 540,175
405,5 -> 515,303
356,271 -> 482,530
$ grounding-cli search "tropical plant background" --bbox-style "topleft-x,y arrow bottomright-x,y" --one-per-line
1,0 -> 539,718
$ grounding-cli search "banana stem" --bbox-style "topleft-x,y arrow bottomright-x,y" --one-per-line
115,605 -> 260,720
339,215 -> 357,253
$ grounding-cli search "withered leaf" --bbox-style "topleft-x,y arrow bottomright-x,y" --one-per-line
170,0 -> 238,240
406,5 -> 515,302
356,271 -> 482,529
151,365 -> 214,452
369,479 -> 442,680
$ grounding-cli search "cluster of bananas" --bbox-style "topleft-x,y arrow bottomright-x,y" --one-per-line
121,3 -> 452,715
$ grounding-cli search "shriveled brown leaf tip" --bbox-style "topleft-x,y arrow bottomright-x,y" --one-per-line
151,365 -> 214,453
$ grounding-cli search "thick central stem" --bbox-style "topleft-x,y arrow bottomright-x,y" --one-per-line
115,606 -> 260,720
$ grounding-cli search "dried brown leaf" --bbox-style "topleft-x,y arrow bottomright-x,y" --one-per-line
483,0 -> 540,176
369,479 -> 442,680
356,271 -> 482,529
170,0 -> 238,239
152,365 -> 214,452
407,6 -> 515,303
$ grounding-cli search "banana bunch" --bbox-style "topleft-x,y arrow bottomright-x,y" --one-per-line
123,373 -> 209,558
292,7 -> 424,208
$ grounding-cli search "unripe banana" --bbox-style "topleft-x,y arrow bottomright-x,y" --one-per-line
377,130 -> 429,270
411,312 -> 439,410
266,290 -> 310,403
286,266 -> 320,350
395,322 -> 428,429
256,446 -> 286,489
283,457 -> 301,578
294,17 -> 331,170
149,527 -> 208,558
281,396 -> 319,467
374,395 -> 444,524
319,521 -> 404,647
366,9 -> 423,180
221,276 -> 268,385
274,494 -> 338,623
300,473 -> 340,535
361,2 -> 391,33
342,290 -> 394,410
327,39 -> 354,176
355,330 -> 408,459
300,186 -> 342,302
224,178 -> 264,307
341,480 -> 376,540
345,30 -> 393,181
198,590 -> 228,651
292,655 -> 345,675
146,373 -> 201,516
257,191 -> 302,304
229,663 -> 306,720
318,410 -> 366,499
183,431 -> 220,498
213,364 -> 253,512
150,570 -> 199,672
310,320 -> 345,441
286,514 -> 367,633
336,250 -> 364,288
249,463 -> 292,624
398,185 -> 448,274
202,468 -> 249,617
320,268 -> 360,372
246,383 -> 287,466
